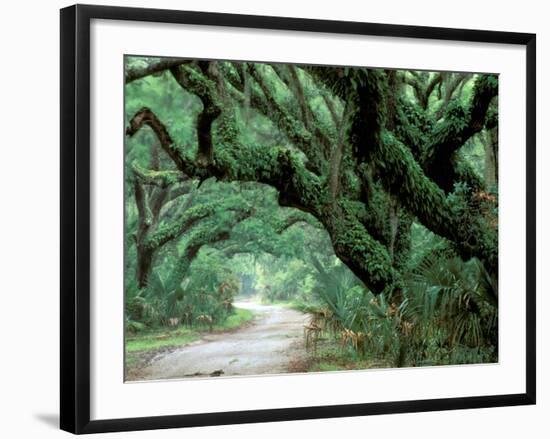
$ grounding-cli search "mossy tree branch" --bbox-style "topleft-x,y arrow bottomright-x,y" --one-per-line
131,161 -> 187,188
347,72 -> 497,275
170,63 -> 222,165
422,74 -> 498,191
125,58 -> 192,84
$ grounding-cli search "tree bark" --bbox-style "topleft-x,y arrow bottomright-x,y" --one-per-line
483,127 -> 498,188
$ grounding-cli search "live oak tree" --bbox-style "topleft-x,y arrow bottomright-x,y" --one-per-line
125,57 -> 498,300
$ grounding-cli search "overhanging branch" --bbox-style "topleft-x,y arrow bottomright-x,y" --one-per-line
125,58 -> 192,84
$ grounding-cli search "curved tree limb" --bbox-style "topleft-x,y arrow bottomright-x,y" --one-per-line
164,207 -> 254,292
247,65 -> 324,174
131,161 -> 187,188
434,73 -> 472,120
170,63 -> 222,165
126,106 -> 397,294
422,74 -> 498,191
144,203 -> 215,252
125,58 -> 192,84
344,71 -> 497,275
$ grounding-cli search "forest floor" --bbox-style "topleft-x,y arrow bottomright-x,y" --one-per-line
126,300 -> 310,381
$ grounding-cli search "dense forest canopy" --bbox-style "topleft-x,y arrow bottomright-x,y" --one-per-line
124,56 -> 498,370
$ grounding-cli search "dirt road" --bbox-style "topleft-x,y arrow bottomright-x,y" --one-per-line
133,301 -> 309,381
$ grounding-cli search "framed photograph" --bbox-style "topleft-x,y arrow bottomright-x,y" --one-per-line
60,4 -> 536,434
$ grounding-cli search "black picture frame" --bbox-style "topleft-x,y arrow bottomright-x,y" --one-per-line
60,4 -> 536,434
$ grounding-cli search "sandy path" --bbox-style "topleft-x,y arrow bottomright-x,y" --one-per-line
134,301 -> 309,381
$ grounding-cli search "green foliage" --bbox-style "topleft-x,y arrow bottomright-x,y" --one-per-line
260,257 -> 315,302
126,327 -> 199,352
308,255 -> 497,368
399,255 -> 497,365
125,308 -> 254,353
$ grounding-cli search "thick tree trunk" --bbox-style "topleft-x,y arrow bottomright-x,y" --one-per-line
484,128 -> 498,188
136,247 -> 154,289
